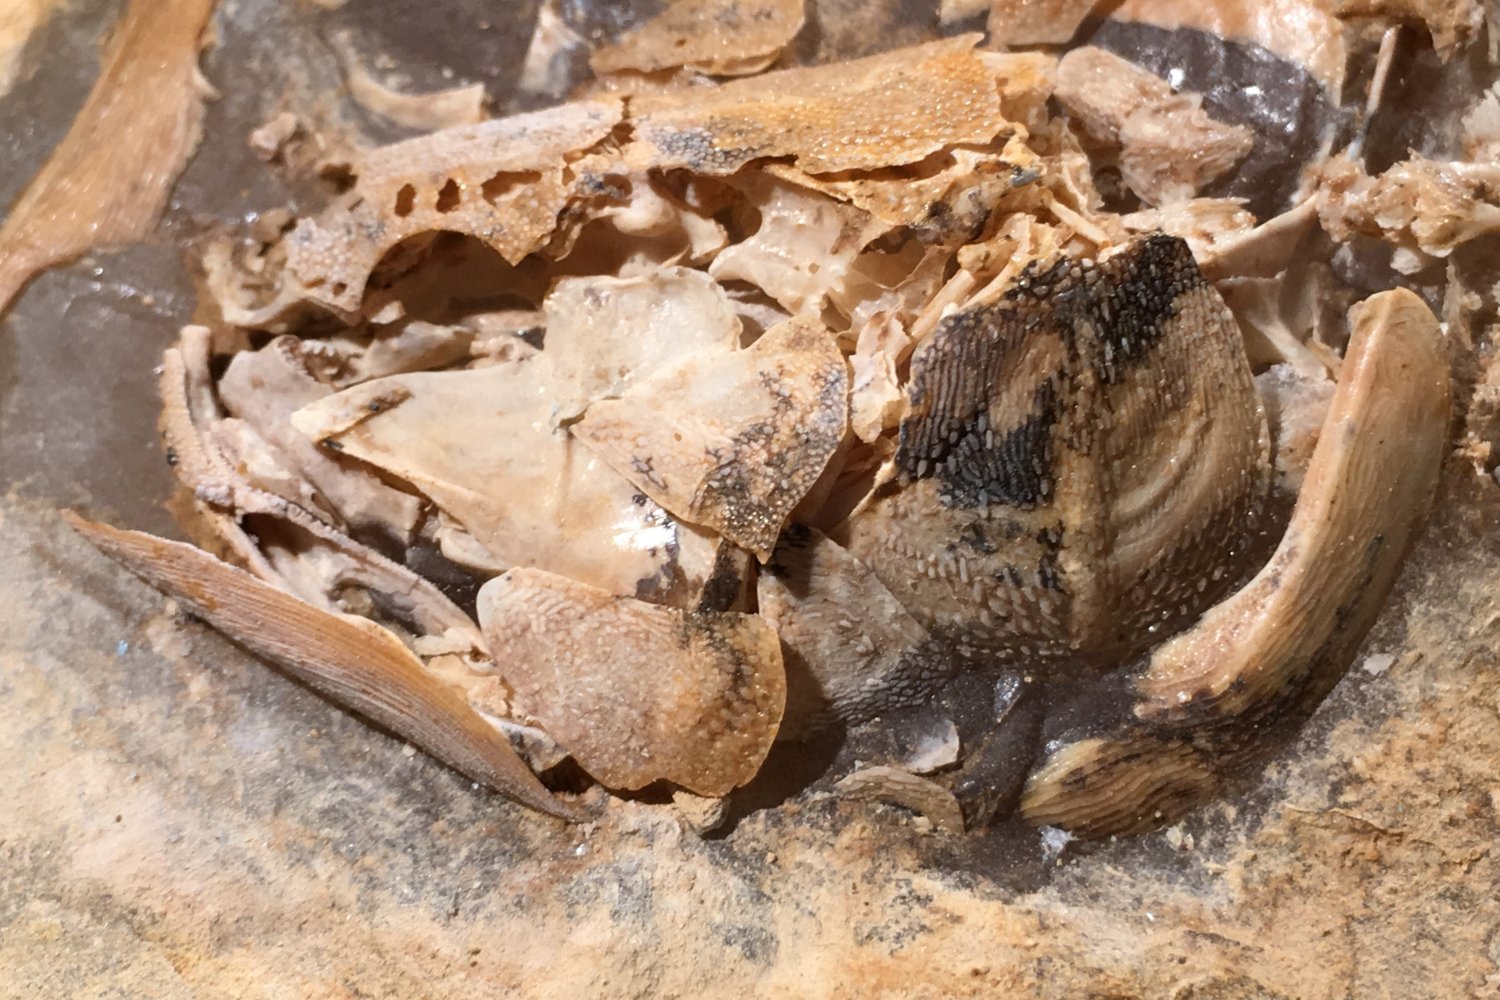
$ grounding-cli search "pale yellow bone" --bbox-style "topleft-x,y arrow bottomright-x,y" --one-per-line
66,514 -> 583,823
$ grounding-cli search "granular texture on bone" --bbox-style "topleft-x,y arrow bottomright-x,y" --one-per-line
627,35 -> 1012,174
478,567 -> 785,796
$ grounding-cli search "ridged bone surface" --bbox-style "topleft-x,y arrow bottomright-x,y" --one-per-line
838,235 -> 1271,691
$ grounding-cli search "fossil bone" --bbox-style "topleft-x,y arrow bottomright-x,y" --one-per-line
1020,289 -> 1451,835
66,515 -> 582,823
477,568 -> 786,796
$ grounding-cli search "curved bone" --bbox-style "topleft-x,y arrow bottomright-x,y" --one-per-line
1020,289 -> 1452,836
835,766 -> 966,834
66,515 -> 583,823
159,328 -> 480,647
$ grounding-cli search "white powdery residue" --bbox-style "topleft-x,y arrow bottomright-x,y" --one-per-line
1039,826 -> 1075,863
1163,824 -> 1194,851
1362,652 -> 1397,676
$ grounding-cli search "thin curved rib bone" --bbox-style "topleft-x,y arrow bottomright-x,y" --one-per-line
159,328 -> 481,646
66,515 -> 583,823
1020,288 -> 1452,836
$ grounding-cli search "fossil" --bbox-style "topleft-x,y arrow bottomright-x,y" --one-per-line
70,30 -> 1456,839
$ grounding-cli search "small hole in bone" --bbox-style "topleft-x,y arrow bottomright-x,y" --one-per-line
393,184 -> 416,217
480,170 -> 543,204
435,178 -> 461,213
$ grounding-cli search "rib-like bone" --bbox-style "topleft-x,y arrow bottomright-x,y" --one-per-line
0,0 -> 216,315
1020,288 -> 1451,836
66,515 -> 583,823
159,329 -> 481,646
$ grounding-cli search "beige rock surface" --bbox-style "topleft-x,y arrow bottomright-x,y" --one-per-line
3,468 -> 1499,997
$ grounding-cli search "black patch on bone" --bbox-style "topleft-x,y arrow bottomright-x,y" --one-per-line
936,381 -> 1059,510
1075,233 -> 1197,384
895,301 -> 1061,509
897,236 -> 1204,507
1085,20 -> 1351,218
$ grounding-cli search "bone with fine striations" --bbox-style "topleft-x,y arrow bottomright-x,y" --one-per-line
1135,289 -> 1451,720
65,515 -> 582,823
1020,288 -> 1452,837
574,316 -> 848,561
841,235 -> 1269,665
835,766 -> 965,834
477,568 -> 785,797
0,0 -> 216,316
1017,735 -> 1218,838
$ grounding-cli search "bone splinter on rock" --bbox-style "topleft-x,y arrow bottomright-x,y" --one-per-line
65,514 -> 585,823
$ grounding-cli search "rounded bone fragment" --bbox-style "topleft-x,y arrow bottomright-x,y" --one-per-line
478,568 -> 786,796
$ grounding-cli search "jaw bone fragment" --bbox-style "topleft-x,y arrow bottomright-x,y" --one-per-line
1021,289 -> 1452,836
